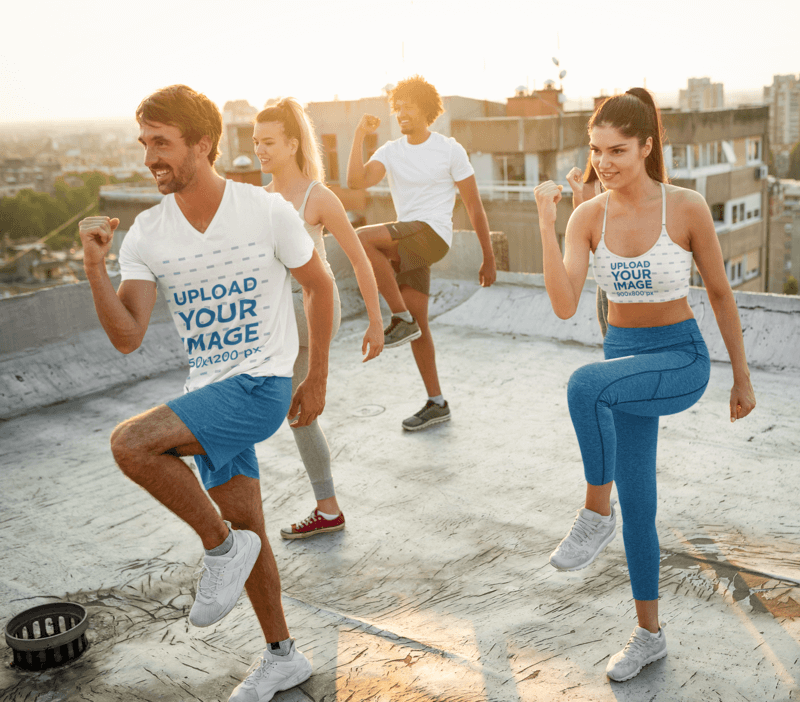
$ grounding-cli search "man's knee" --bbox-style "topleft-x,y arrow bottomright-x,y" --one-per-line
110,420 -> 142,473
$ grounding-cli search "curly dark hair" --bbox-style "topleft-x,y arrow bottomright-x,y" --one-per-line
136,85 -> 222,165
389,75 -> 444,126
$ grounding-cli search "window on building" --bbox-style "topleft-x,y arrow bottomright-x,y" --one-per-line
732,205 -> 739,224
671,145 -> 688,169
745,249 -> 760,280
746,137 -> 762,164
711,203 -> 725,222
721,141 -> 737,164
321,134 -> 339,183
727,257 -> 744,285
692,144 -> 701,169
739,203 -> 745,221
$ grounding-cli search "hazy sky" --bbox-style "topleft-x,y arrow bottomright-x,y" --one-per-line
2,0 -> 798,123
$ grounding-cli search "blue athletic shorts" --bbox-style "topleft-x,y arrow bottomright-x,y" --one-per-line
166,374 -> 292,490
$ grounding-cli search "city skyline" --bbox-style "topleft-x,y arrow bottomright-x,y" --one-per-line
2,0 -> 798,124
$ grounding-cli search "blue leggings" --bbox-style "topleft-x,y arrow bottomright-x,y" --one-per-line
567,318 -> 710,600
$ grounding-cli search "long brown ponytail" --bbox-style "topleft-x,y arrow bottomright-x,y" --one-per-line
588,88 -> 668,183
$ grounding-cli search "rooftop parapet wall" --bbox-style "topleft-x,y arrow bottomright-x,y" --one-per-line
451,107 -> 769,156
1,230 -> 797,420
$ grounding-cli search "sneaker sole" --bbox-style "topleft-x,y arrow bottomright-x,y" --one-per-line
402,413 -> 451,432
189,531 -> 261,627
384,329 -> 422,348
607,648 -> 667,682
549,527 -> 616,571
280,523 -> 345,540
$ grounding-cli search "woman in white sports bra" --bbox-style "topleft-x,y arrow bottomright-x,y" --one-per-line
534,88 -> 756,682
253,98 -> 384,540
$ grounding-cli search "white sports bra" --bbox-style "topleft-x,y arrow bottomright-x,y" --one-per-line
592,182 -> 692,303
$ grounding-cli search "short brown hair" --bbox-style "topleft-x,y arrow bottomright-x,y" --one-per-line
136,85 -> 222,165
389,75 -> 444,126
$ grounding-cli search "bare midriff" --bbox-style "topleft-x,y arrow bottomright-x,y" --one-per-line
607,297 -> 694,328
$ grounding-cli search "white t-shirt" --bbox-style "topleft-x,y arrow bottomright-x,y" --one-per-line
371,132 -> 474,247
119,180 -> 314,393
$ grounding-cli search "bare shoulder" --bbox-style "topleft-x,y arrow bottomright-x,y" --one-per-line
571,194 -> 605,228
307,182 -> 342,213
666,183 -> 708,213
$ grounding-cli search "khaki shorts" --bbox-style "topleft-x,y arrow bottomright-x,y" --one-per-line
385,221 -> 449,295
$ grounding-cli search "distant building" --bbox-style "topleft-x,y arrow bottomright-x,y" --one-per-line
763,74 -> 800,176
220,99 -> 260,173
506,82 -> 565,117
771,178 -> 800,286
679,78 -> 724,111
310,96 -> 772,293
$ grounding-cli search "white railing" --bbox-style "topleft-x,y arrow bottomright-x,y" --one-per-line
367,179 -> 571,203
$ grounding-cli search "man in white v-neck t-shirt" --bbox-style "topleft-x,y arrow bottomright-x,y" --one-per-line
78,85 -> 332,702
348,76 -> 497,431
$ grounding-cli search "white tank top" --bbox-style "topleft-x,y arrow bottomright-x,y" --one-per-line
290,180 -> 335,293
592,182 -> 692,303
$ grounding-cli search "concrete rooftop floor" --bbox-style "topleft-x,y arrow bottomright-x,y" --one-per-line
1,280 -> 799,702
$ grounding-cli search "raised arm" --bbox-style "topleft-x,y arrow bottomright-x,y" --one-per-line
346,114 -> 386,189
456,175 -> 496,287
79,216 -> 157,354
288,250 -> 334,427
566,166 -> 602,209
313,187 -> 384,361
683,191 -> 756,422
533,182 -> 593,319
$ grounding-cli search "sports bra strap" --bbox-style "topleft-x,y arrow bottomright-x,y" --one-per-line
298,180 -> 320,220
660,181 -> 666,226
601,192 -> 610,236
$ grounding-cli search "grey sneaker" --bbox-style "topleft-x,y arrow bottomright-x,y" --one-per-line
402,400 -> 451,431
549,500 -> 617,571
606,625 -> 667,681
384,315 -> 421,348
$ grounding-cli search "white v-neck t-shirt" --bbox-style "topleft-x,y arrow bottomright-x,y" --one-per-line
370,131 -> 474,247
119,180 -> 314,392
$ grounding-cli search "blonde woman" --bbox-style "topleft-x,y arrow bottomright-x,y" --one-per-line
253,98 -> 384,539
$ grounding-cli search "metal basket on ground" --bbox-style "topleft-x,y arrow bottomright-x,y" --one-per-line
4,602 -> 89,671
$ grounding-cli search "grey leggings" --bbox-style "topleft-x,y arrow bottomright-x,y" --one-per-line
291,280 -> 342,501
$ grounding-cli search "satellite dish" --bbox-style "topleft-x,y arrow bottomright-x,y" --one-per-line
233,155 -> 254,169
552,57 -> 559,66
559,70 -> 567,79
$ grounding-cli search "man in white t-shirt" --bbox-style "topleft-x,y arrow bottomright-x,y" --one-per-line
78,85 -> 332,702
347,75 -> 496,431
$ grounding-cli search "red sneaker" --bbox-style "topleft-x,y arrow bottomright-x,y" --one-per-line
280,509 -> 345,540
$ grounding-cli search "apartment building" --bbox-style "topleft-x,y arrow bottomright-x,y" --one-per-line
213,91 -> 774,292
679,77 -> 725,111
764,74 -> 800,176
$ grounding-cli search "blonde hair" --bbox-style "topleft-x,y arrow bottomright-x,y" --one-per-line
256,97 -> 325,183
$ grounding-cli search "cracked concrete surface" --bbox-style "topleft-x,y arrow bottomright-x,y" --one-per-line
1,281 -> 799,701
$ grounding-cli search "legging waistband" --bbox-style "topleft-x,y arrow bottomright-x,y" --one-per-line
605,318 -> 701,347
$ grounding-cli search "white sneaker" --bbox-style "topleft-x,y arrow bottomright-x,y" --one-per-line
189,528 -> 261,627
549,500 -> 617,571
228,641 -> 312,701
606,625 -> 667,681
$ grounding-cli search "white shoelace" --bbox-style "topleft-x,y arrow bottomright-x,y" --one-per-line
296,511 -> 320,528
560,513 -> 601,553
243,654 -> 278,686
622,629 -> 652,658
195,561 -> 226,598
